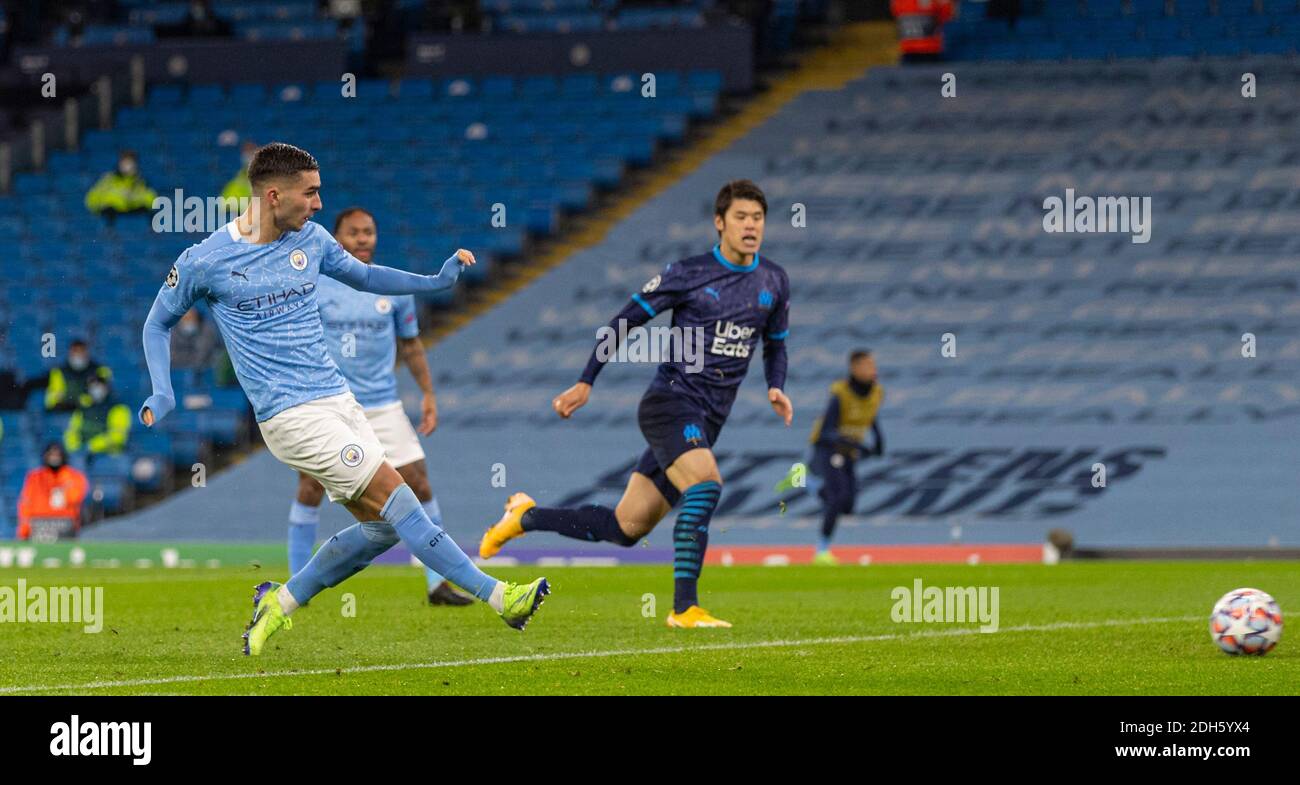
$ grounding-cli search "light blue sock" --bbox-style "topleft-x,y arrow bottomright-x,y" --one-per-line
382,484 -> 498,601
285,523 -> 399,605
422,497 -> 447,590
287,501 -> 320,575
817,534 -> 832,553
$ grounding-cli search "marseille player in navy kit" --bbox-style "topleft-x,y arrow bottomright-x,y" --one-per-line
480,180 -> 792,628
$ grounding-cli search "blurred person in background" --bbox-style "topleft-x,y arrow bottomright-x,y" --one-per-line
807,349 -> 883,565
85,150 -> 157,221
64,377 -> 132,456
220,140 -> 258,205
17,442 -> 88,541
45,339 -> 113,412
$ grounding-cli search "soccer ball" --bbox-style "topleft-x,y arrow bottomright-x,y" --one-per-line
1209,588 -> 1283,656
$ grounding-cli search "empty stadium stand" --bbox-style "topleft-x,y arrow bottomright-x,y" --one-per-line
946,0 -> 1300,60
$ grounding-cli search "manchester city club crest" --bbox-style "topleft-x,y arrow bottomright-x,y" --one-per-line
289,249 -> 308,271
375,297 -> 393,314
340,444 -> 364,467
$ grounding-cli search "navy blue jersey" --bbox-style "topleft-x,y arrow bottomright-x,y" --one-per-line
581,245 -> 789,421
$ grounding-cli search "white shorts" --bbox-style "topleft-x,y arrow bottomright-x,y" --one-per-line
364,400 -> 426,469
259,392 -> 387,504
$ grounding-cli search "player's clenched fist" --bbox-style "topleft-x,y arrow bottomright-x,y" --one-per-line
455,249 -> 476,267
553,382 -> 591,419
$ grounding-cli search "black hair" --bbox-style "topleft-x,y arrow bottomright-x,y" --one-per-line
334,206 -> 376,234
247,142 -> 319,188
714,179 -> 768,219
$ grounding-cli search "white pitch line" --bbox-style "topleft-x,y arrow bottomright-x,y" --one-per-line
0,615 -> 1201,695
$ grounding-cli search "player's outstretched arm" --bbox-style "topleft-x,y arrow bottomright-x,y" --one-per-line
558,262 -> 685,419
325,248 -> 476,295
140,298 -> 182,427
571,296 -> 658,398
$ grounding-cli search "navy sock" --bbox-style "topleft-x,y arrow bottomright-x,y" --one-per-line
821,506 -> 839,542
521,505 -> 637,547
672,481 -> 722,614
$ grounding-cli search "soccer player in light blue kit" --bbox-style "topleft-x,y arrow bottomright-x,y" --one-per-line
137,144 -> 548,654
289,206 -> 475,606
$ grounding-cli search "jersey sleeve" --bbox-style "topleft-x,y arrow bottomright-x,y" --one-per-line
629,260 -> 693,319
577,261 -> 693,385
765,269 -> 790,342
155,248 -> 207,317
394,295 -> 420,339
762,269 -> 790,390
318,226 -> 367,283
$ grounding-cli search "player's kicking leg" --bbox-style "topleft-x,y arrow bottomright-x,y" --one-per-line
481,450 -> 730,628
245,395 -> 548,655
481,470 -> 669,558
246,462 -> 550,653
287,466 -> 473,605
397,459 -> 474,606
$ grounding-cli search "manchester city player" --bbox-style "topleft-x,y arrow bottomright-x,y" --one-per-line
288,206 -> 474,606
479,180 -> 792,628
138,143 -> 548,655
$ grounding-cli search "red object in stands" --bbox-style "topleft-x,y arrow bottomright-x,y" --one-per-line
891,0 -> 956,56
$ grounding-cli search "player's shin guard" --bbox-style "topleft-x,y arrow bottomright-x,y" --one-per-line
521,504 -> 638,546
382,484 -> 498,601
287,500 -> 321,576
672,481 -> 722,613
285,522 -> 398,606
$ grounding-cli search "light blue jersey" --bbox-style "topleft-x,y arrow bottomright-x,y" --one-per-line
316,274 -> 419,409
155,221 -> 360,421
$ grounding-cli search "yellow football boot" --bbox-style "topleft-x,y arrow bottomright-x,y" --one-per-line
479,492 -> 535,559
666,605 -> 732,628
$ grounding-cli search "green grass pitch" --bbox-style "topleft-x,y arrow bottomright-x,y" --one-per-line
1,561 -> 1294,695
